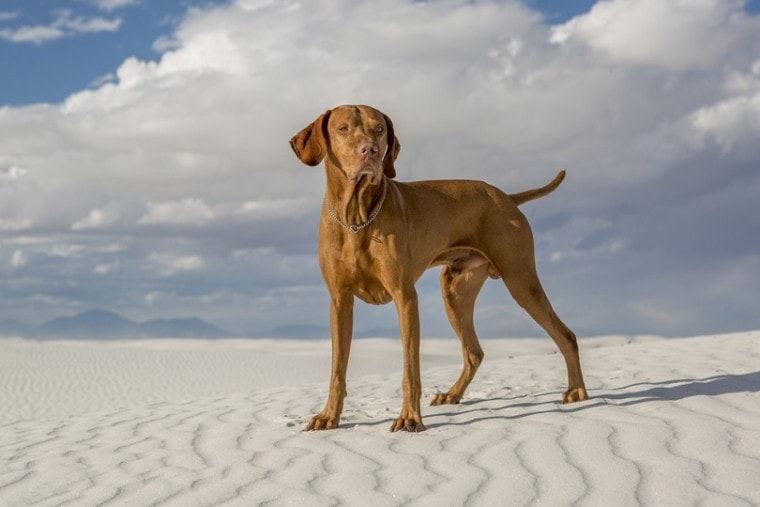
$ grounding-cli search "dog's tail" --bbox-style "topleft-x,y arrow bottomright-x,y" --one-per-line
510,170 -> 566,206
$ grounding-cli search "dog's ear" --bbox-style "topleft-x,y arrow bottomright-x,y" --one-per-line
289,110 -> 331,166
382,113 -> 400,179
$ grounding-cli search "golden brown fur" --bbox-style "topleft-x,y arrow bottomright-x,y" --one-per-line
290,105 -> 587,432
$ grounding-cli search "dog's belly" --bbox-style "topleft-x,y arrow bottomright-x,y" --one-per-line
348,247 -> 500,305
432,247 -> 501,279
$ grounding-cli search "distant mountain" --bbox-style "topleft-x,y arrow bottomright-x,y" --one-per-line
0,309 -> 233,340
39,309 -> 138,339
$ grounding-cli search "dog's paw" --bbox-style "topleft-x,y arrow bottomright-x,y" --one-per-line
430,392 -> 461,406
390,415 -> 426,432
391,408 -> 425,433
562,387 -> 589,404
305,412 -> 339,431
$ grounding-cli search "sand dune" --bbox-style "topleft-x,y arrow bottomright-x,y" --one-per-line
1,332 -> 758,505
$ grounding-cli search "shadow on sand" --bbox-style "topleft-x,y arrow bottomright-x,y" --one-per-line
601,371 -> 760,405
423,371 -> 760,429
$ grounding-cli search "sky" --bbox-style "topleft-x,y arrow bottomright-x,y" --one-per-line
1,0 -> 759,339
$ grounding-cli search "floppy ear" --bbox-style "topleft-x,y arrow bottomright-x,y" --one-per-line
289,110 -> 331,166
382,113 -> 400,179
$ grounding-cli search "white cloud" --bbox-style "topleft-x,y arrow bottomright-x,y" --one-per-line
157,30 -> 247,77
47,244 -> 86,258
60,9 -> 122,33
72,209 -> 120,230
136,197 -> 313,227
0,25 -> 63,44
138,198 -> 216,226
0,217 -> 32,231
144,291 -> 160,306
551,0 -> 760,71
239,198 -> 314,220
152,35 -> 180,53
149,253 -> 205,276
89,72 -> 117,89
0,11 -> 19,21
690,91 -> 760,153
724,59 -> 760,94
169,255 -> 205,272
10,250 -> 27,269
90,0 -> 140,12
94,263 -> 117,275
95,242 -> 125,254
0,9 -> 121,45
0,166 -> 27,185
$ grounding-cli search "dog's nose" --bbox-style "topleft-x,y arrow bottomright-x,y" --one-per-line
359,142 -> 379,157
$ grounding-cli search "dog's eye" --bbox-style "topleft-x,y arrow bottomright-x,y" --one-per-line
337,124 -> 349,134
374,125 -> 384,135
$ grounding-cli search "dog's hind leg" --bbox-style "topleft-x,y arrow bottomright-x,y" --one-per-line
432,262 -> 489,406
497,259 -> 588,404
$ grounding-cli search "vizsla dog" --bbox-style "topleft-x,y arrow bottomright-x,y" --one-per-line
290,105 -> 588,432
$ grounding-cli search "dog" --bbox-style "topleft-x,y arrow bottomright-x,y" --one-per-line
290,105 -> 587,432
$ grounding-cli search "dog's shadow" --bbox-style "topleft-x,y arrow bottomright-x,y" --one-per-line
602,371 -> 760,405
424,371 -> 760,429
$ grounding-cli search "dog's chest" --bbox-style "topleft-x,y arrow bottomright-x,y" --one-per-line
324,238 -> 394,305
348,250 -> 394,305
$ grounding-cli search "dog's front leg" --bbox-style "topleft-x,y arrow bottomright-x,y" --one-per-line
390,287 -> 426,432
307,293 -> 354,430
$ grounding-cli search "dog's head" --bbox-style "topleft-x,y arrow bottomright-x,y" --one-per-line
289,105 -> 400,184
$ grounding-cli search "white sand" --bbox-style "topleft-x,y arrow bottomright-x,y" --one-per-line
1,331 -> 758,506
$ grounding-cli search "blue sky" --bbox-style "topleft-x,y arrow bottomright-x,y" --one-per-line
1,0 -> 759,338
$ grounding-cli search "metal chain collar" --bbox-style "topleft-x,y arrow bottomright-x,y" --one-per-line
324,199 -> 383,234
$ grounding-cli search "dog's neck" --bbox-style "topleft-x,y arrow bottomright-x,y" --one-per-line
324,161 -> 387,227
